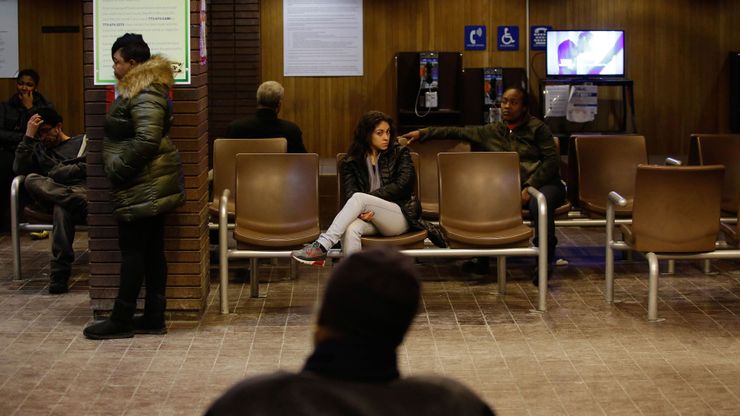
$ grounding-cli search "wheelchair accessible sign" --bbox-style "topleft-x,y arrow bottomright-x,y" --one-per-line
497,26 -> 519,51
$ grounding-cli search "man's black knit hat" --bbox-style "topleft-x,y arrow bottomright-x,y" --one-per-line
317,247 -> 421,349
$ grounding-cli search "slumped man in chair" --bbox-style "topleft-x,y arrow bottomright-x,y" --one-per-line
13,107 -> 87,294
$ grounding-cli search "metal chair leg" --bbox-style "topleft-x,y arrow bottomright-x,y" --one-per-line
11,175 -> 23,280
250,258 -> 259,298
497,256 -> 506,294
647,252 -> 663,322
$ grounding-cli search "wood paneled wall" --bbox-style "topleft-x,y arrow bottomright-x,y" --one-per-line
0,0 -> 83,136
260,0 -> 739,157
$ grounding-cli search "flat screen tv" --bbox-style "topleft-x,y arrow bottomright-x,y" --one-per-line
546,30 -> 625,77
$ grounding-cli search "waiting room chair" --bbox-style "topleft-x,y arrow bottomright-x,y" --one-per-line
208,138 -> 288,229
575,134 -> 647,217
10,135 -> 88,280
407,139 -> 470,220
336,152 -> 427,250
437,152 -> 549,311
218,153 -> 320,312
605,164 -> 727,321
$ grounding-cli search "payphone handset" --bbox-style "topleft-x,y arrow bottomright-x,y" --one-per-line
419,52 -> 439,89
415,52 -> 439,116
483,68 -> 503,123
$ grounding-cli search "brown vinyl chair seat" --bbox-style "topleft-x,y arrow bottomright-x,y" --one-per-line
582,199 -> 633,217
443,222 -> 532,248
208,138 -> 288,219
605,164 -> 725,321
235,227 -> 320,249
408,139 -> 470,220
522,200 -> 573,220
438,152 -> 533,249
336,152 -> 427,250
574,135 -> 647,216
360,230 -> 428,248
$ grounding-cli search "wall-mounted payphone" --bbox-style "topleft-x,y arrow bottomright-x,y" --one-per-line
461,67 -> 527,126
483,68 -> 503,123
395,52 -> 464,132
416,52 -> 439,116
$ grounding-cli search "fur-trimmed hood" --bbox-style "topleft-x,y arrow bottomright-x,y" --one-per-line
117,55 -> 174,99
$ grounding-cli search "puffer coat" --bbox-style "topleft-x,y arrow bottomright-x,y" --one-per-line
103,55 -> 185,222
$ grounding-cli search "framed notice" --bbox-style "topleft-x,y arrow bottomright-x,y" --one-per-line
0,0 -> 19,78
93,0 -> 190,85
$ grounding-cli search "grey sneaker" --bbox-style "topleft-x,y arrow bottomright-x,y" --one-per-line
292,241 -> 327,266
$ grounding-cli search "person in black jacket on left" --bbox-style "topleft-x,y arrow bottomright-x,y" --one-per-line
292,111 -> 444,266
0,69 -> 53,231
14,107 -> 86,294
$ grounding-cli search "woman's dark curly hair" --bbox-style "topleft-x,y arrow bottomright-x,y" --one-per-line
346,111 -> 395,161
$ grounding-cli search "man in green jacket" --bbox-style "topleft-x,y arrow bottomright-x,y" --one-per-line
402,87 -> 565,282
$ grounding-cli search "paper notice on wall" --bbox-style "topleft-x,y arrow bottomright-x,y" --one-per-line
543,85 -> 569,118
93,0 -> 191,85
0,0 -> 19,78
283,0 -> 363,76
566,84 -> 598,123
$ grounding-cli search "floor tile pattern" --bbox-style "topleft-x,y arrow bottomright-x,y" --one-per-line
0,227 -> 739,415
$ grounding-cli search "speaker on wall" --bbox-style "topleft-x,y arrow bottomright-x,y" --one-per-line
731,52 -> 740,133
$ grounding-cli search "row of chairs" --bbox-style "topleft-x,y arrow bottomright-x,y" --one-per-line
209,134 -> 740,320
10,134 -> 738,321
409,134 -> 740,224
216,151 -> 550,314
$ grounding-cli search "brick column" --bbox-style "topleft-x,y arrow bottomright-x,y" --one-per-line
83,1 -> 210,319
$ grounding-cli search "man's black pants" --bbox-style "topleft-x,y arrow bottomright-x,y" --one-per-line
24,173 -> 87,280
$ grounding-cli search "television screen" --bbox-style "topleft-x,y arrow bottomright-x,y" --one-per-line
546,30 -> 625,77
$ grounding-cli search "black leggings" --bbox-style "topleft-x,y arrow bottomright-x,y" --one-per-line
115,214 -> 167,319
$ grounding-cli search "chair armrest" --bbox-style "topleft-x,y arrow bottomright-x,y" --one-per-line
10,175 -> 25,209
208,168 -> 213,182
608,191 -> 627,207
606,191 -> 626,233
664,157 -> 682,166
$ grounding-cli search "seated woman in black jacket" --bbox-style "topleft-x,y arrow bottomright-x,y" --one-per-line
292,111 -> 442,266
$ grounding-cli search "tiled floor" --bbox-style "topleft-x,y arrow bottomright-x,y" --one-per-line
1,227 -> 739,415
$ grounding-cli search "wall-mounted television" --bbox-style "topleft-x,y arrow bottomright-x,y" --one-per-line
546,30 -> 625,78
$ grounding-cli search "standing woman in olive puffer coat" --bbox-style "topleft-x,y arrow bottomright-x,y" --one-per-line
84,34 -> 185,340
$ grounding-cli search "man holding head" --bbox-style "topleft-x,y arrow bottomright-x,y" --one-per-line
402,86 -> 565,282
206,247 -> 495,416
225,80 -> 306,153
13,107 -> 87,294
